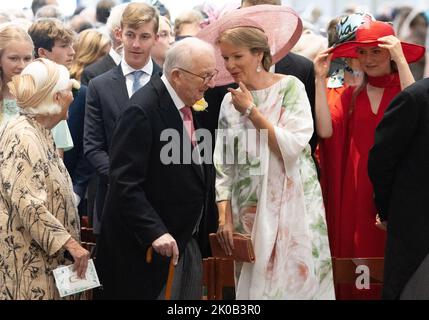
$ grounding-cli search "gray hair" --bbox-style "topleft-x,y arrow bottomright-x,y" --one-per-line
105,3 -> 128,41
163,37 -> 215,76
35,5 -> 64,21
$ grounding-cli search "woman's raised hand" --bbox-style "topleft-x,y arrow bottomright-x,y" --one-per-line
228,82 -> 254,114
314,48 -> 333,79
377,35 -> 406,64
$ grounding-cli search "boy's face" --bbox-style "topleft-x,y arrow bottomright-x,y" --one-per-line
120,21 -> 158,70
41,40 -> 75,69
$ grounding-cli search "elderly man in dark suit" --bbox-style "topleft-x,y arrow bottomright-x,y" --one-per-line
95,37 -> 217,300
84,2 -> 161,233
368,78 -> 429,300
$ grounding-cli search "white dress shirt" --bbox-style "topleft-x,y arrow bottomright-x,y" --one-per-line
161,74 -> 186,120
121,58 -> 153,98
109,47 -> 122,65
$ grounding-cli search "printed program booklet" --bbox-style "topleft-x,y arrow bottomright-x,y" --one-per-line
53,259 -> 101,297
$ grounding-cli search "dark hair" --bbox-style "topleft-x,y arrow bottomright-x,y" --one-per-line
28,18 -> 75,57
326,15 -> 347,47
96,0 -> 117,24
31,0 -> 49,15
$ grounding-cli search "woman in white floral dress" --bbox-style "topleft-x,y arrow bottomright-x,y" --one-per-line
212,23 -> 335,299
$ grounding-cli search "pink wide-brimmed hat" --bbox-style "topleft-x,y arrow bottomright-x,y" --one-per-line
196,5 -> 302,86
331,20 -> 425,63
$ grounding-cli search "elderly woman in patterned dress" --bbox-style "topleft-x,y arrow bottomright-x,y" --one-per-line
0,58 -> 89,300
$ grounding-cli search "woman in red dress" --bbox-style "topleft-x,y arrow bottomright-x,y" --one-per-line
316,13 -> 371,257
314,20 -> 425,299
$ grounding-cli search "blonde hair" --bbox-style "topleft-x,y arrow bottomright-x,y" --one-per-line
0,25 -> 34,123
70,29 -> 111,81
217,26 -> 272,71
8,58 -> 70,115
120,2 -> 159,34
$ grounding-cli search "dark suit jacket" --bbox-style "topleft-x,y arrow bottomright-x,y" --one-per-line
81,54 -> 116,86
84,62 -> 162,232
368,78 -> 429,299
95,74 -> 211,299
64,85 -> 94,215
201,52 -> 317,154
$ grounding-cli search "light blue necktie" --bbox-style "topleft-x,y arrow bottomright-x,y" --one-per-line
131,70 -> 145,95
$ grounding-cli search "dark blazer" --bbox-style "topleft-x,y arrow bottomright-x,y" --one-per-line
80,54 -> 116,86
64,85 -> 94,215
84,62 -> 162,232
95,74 -> 212,299
368,78 -> 429,299
201,52 -> 317,154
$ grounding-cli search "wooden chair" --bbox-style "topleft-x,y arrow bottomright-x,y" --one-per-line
202,257 -> 235,300
202,258 -> 216,299
332,257 -> 384,285
202,257 -> 384,300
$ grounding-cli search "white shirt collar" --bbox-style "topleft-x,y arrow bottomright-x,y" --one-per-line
161,74 -> 186,114
121,57 -> 153,77
109,47 -> 122,65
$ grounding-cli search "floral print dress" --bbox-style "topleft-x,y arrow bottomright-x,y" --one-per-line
0,115 -> 80,300
214,76 -> 335,299
0,99 -> 74,151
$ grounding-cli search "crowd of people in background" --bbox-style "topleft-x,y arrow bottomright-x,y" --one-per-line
0,0 -> 429,300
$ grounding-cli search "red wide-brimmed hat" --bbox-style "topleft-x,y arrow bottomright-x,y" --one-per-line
196,5 -> 302,86
331,20 -> 425,63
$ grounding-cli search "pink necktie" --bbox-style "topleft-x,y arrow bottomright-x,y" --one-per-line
180,106 -> 196,147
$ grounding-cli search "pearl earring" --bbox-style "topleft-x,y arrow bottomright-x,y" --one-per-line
256,63 -> 262,73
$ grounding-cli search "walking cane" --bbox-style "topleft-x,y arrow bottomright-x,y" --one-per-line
146,247 -> 175,300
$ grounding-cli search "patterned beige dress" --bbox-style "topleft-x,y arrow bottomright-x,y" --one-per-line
0,115 -> 80,300
214,76 -> 335,299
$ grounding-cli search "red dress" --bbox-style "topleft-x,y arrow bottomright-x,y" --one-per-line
324,73 -> 401,299
317,86 -> 347,256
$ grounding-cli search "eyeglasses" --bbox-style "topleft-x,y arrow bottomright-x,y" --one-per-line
176,67 -> 219,85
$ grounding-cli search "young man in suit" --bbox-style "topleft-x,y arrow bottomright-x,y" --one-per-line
80,3 -> 128,86
84,2 -> 161,233
95,37 -> 217,299
368,78 -> 429,300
